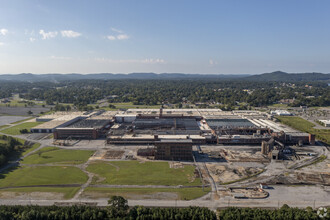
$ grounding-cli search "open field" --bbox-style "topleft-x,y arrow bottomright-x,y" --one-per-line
10,117 -> 34,124
21,143 -> 41,156
0,125 -> 10,130
0,187 -> 80,200
1,122 -> 44,135
82,187 -> 211,200
22,147 -> 94,165
87,161 -> 201,186
0,99 -> 46,107
277,116 -> 330,144
0,166 -> 88,187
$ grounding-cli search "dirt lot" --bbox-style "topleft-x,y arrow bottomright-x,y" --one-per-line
103,150 -> 125,159
90,149 -> 125,160
220,149 -> 269,163
0,191 -> 65,200
207,163 -> 264,184
82,191 -> 179,200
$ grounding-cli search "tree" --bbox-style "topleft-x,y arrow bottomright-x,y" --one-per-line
108,104 -> 116,109
108,196 -> 128,211
19,129 -> 29,134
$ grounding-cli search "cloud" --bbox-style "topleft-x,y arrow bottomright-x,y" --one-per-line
107,34 -> 129,41
39,30 -> 58,39
61,30 -> 81,38
107,35 -> 116,40
29,37 -> 36,42
117,34 -> 129,40
111,28 -> 123,33
107,28 -> 130,40
95,58 -> 165,64
0,42 -> 4,46
209,59 -> 218,66
0,29 -> 8,36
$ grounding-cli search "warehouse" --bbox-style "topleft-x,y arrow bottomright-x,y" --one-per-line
54,118 -> 112,139
31,114 -> 83,133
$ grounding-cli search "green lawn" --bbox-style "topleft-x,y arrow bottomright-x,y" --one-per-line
277,116 -> 330,144
0,100 -> 46,107
83,187 -> 211,200
0,187 -> 80,199
10,117 -> 34,124
0,125 -> 10,130
1,122 -> 43,135
0,166 -> 88,187
22,147 -> 94,164
87,161 -> 201,186
21,143 -> 41,157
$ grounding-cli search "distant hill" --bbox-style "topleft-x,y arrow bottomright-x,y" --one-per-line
244,71 -> 330,82
0,71 -> 329,82
0,73 -> 248,82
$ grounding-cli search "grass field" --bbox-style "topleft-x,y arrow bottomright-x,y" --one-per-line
0,100 -> 46,107
0,125 -> 10,130
277,116 -> 330,144
0,187 -> 80,199
83,187 -> 211,200
1,122 -> 44,135
21,143 -> 41,156
10,117 -> 34,124
22,147 -> 94,164
87,161 -> 201,186
0,166 -> 88,187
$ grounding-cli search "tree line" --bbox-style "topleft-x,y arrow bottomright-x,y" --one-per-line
219,205 -> 329,220
0,135 -> 23,167
0,196 -> 217,220
0,79 -> 329,108
0,198 -> 328,220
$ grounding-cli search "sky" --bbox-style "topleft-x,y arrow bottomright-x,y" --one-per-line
0,0 -> 330,74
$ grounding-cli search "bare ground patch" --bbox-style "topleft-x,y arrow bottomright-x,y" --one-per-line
0,191 -> 65,200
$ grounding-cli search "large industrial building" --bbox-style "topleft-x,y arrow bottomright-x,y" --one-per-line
31,112 -> 91,133
30,109 -> 313,161
106,109 -> 312,146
